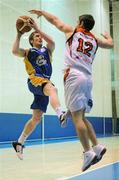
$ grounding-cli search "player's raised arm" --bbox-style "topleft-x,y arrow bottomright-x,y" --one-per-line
29,18 -> 55,53
12,32 -> 26,57
12,16 -> 33,57
29,9 -> 73,34
96,32 -> 113,49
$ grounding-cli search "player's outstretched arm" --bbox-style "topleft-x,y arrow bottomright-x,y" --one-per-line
12,32 -> 26,57
29,9 -> 73,34
96,32 -> 113,49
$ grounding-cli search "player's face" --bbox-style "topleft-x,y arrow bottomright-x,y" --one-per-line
77,20 -> 83,28
32,33 -> 43,48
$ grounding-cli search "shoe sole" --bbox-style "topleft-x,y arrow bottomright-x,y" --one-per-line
92,148 -> 107,165
60,117 -> 67,128
61,120 -> 67,128
16,153 -> 23,160
82,155 -> 97,172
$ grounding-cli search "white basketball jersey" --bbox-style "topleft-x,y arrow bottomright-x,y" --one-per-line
64,28 -> 98,75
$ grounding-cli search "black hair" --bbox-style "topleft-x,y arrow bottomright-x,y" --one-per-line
79,14 -> 95,31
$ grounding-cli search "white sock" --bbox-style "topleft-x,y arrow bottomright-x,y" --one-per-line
18,132 -> 28,145
55,107 -> 64,118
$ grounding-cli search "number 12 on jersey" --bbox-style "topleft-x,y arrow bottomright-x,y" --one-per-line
77,38 -> 93,57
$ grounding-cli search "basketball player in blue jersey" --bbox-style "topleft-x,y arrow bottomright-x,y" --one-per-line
29,10 -> 113,171
12,19 -> 67,160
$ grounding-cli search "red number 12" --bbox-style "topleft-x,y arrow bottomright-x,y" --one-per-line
77,38 -> 93,57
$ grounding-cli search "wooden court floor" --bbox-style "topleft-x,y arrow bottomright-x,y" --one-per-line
0,136 -> 119,180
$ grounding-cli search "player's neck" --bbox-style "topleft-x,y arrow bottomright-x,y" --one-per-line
33,45 -> 42,49
77,24 -> 85,29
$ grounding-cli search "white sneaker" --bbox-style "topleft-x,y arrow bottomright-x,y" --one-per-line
93,144 -> 106,163
82,150 -> 97,172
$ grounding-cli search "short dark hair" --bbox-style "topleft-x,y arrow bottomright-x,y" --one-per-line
79,14 -> 95,31
29,31 -> 38,47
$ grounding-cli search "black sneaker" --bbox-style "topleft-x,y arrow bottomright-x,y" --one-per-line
12,141 -> 24,160
60,112 -> 67,128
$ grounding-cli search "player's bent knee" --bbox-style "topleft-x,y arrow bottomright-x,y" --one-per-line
52,86 -> 58,93
32,116 -> 41,124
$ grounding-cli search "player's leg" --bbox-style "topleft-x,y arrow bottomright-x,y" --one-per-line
71,110 -> 97,171
84,81 -> 106,163
83,117 -> 98,146
12,109 -> 43,160
18,109 -> 43,144
43,82 -> 67,127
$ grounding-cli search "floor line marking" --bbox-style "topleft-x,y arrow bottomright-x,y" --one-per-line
57,161 -> 119,180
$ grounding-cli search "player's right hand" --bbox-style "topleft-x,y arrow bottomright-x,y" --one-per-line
28,10 -> 43,18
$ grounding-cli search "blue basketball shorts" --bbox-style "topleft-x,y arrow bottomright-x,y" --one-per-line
27,79 -> 49,113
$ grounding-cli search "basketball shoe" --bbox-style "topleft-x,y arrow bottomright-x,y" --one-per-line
59,112 -> 67,128
82,150 -> 97,172
93,144 -> 106,163
12,141 -> 24,160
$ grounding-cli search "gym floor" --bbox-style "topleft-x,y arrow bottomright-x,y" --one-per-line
0,136 -> 119,180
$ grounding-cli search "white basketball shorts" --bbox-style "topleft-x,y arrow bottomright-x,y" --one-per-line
64,68 -> 93,113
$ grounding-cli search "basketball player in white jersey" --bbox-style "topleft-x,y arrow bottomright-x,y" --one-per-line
29,10 -> 113,171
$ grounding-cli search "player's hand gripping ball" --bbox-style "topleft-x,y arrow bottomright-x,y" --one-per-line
16,16 -> 33,34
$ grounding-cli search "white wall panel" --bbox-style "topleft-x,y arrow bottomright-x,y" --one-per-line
0,0 -> 112,118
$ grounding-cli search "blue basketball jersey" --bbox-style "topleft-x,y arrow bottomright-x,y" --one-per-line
25,46 -> 52,79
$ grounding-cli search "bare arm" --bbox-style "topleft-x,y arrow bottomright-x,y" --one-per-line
12,32 -> 26,57
30,19 -> 55,53
38,29 -> 55,53
96,32 -> 113,49
29,10 -> 74,34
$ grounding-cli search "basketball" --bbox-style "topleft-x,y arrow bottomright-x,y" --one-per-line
16,16 -> 33,33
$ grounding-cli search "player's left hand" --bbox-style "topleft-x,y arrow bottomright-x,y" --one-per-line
27,18 -> 39,31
